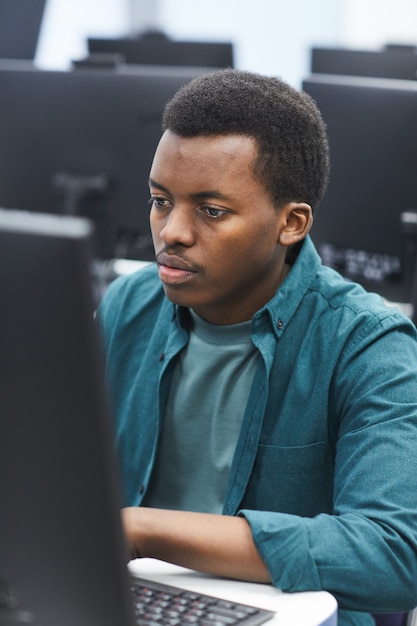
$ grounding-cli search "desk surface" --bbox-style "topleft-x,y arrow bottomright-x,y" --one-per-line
128,558 -> 338,626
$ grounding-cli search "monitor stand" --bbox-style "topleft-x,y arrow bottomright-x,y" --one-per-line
52,172 -> 110,216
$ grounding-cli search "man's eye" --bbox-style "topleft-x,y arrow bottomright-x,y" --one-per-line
203,206 -> 227,219
150,196 -> 169,208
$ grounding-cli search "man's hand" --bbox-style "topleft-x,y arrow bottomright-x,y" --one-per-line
122,507 -> 271,583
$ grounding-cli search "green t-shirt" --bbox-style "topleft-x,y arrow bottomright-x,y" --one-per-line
142,309 -> 259,513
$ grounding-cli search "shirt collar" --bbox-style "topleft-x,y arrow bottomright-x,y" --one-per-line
254,235 -> 322,338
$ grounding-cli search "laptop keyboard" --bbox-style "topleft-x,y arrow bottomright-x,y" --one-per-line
130,576 -> 275,626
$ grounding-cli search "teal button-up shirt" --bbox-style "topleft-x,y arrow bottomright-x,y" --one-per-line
98,236 -> 417,625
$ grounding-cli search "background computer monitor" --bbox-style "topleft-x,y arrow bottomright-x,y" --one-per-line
310,45 -> 417,81
0,60 -> 208,261
0,0 -> 46,60
302,73 -> 417,310
87,32 -> 234,68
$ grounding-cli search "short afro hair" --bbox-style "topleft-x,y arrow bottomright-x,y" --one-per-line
162,69 -> 330,213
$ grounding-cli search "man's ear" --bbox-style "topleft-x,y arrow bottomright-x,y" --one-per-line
277,202 -> 313,247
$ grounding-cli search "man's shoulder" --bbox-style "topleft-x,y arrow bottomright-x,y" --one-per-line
274,237 -> 413,338
106,262 -> 160,296
310,263 -> 415,337
99,263 -> 167,324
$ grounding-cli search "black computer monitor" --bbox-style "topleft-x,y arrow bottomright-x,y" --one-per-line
87,32 -> 234,69
0,209 -> 137,626
0,0 -> 46,60
302,73 -> 417,310
310,45 -> 417,81
0,60 -> 208,260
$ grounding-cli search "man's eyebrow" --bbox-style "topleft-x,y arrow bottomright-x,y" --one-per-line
149,178 -> 169,193
192,190 -> 229,201
149,178 -> 230,201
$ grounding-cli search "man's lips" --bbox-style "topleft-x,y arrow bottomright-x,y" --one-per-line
157,252 -> 195,271
157,253 -> 197,285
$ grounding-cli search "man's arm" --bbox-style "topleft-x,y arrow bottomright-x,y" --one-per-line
122,506 -> 271,583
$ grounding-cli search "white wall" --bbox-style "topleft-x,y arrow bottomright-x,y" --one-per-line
155,0 -> 344,87
35,0 -> 417,88
35,0 -> 130,70
343,0 -> 417,49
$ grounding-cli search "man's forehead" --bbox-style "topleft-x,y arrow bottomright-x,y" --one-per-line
152,131 -> 258,174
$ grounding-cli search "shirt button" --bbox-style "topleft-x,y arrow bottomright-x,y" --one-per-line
159,352 -> 165,361
277,319 -> 284,329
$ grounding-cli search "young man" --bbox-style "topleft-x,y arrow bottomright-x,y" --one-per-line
98,69 -> 417,626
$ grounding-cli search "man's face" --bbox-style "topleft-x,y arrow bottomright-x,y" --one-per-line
149,130 -> 290,325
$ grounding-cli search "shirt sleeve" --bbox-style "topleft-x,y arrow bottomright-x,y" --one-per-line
240,318 -> 417,614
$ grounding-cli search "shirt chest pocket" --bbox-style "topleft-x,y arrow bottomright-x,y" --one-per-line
242,442 -> 334,517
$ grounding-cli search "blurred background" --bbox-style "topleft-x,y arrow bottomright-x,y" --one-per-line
2,0 -> 417,320
35,0 -> 417,88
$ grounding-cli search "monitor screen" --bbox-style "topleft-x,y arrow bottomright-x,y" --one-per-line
87,34 -> 234,69
302,73 -> 417,307
0,60 -> 209,260
311,46 -> 417,81
0,0 -> 46,60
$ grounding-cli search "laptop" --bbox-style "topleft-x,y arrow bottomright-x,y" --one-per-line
0,209 -> 274,626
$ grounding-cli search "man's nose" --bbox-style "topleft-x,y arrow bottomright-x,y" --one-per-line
159,206 -> 195,247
